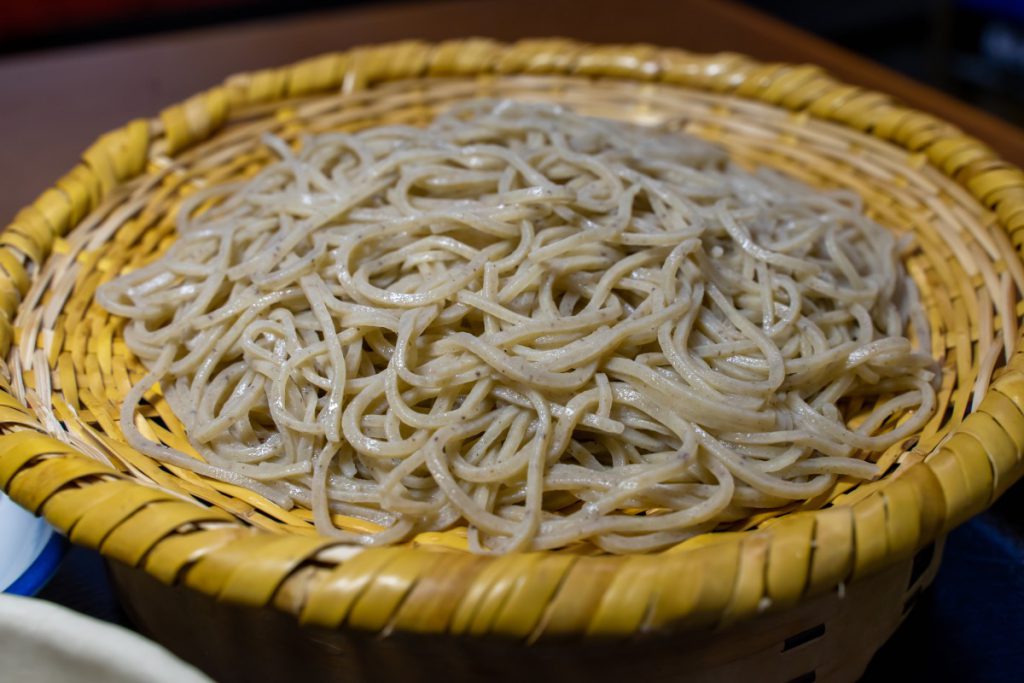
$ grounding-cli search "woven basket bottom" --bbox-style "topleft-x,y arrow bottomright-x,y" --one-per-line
111,537 -> 942,683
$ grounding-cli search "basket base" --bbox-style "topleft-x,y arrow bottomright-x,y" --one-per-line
107,538 -> 943,683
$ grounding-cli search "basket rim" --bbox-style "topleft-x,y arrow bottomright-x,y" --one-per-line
2,37 -> 1024,638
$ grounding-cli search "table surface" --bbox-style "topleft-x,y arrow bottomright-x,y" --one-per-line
3,0 -> 1024,225
5,1 -> 1024,681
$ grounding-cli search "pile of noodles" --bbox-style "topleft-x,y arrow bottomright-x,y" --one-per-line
97,100 -> 937,554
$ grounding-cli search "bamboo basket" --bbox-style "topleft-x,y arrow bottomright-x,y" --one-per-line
3,39 -> 1024,683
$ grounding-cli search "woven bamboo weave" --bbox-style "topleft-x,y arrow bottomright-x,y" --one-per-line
2,39 -> 1024,642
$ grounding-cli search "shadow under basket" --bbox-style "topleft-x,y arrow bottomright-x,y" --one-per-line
3,39 -> 1024,683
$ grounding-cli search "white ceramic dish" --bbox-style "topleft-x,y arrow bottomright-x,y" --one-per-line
0,594 -> 212,682
0,491 -> 65,595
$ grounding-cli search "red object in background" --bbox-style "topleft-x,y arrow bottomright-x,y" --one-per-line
0,0 -> 256,43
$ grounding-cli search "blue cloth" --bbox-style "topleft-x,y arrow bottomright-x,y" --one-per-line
959,0 -> 1024,23
865,512 -> 1024,682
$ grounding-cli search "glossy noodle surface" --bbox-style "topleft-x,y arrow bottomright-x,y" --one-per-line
97,101 -> 936,553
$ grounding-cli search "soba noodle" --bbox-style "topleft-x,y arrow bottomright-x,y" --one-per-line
97,100 -> 937,553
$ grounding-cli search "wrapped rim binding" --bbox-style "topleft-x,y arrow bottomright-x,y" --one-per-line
0,39 -> 1022,639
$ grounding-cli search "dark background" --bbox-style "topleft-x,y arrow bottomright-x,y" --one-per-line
4,0 -> 1024,126
6,1 -> 1024,681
